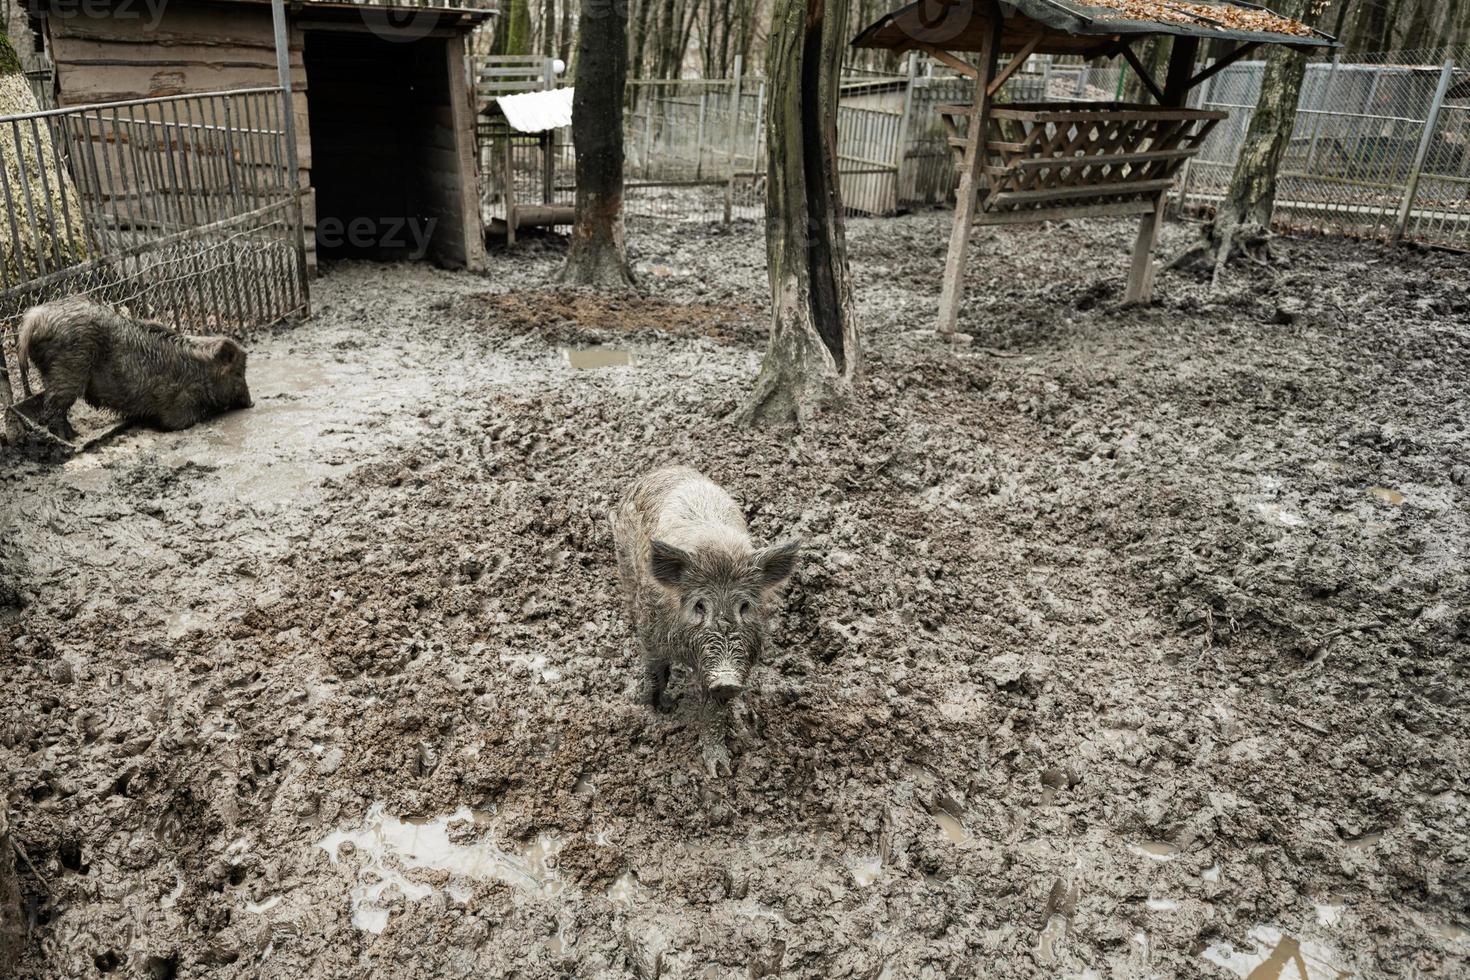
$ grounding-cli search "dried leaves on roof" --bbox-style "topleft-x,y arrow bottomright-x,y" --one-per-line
1075,0 -> 1317,37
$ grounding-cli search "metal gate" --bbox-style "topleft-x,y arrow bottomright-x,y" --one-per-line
0,86 -> 308,433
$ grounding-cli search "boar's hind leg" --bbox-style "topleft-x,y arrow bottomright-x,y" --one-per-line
38,384 -> 81,441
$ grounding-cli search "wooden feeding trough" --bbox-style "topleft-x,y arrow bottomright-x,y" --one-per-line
851,0 -> 1337,332
480,87 -> 577,246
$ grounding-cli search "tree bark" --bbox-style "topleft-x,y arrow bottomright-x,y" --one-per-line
1202,1 -> 1324,284
559,0 -> 635,287
0,809 -> 23,975
3,28 -> 89,444
735,0 -> 860,426
493,0 -> 534,55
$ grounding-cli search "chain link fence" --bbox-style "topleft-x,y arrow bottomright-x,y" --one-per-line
1180,54 -> 1469,248
1,87 -> 309,442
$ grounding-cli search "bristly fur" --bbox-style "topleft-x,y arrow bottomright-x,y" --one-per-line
18,296 -> 252,438
612,465 -> 801,770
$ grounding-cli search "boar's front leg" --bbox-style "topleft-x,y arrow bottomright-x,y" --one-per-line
698,702 -> 734,778
639,651 -> 671,713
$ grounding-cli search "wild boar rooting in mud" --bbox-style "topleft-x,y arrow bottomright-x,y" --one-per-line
18,296 -> 253,439
612,464 -> 801,776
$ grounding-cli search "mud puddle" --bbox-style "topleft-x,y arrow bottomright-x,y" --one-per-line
562,346 -> 634,369
1202,925 -> 1348,979
319,803 -> 566,933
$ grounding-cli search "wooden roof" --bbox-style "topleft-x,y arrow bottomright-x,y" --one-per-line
852,0 -> 1337,57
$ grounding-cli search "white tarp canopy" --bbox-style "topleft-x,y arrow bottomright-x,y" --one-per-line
493,87 -> 574,133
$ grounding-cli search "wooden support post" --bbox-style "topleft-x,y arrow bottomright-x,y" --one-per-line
935,8 -> 1001,337
502,134 -> 516,246
1125,37 -> 1198,305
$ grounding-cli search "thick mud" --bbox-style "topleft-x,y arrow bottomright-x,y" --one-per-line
1,212 -> 1467,979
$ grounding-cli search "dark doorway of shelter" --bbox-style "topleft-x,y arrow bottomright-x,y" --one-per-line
304,31 -> 468,266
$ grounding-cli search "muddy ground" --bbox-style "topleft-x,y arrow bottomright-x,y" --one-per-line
1,210 -> 1467,979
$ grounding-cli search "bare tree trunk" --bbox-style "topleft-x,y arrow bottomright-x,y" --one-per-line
493,0 -> 533,55
1203,0 -> 1324,285
736,0 -> 860,426
0,809 -> 23,975
3,28 -> 87,444
559,0 -> 635,287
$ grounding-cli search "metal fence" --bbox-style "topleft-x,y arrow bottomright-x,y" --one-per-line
1181,57 -> 1470,249
0,86 -> 309,431
478,50 -> 1470,251
479,55 -> 937,229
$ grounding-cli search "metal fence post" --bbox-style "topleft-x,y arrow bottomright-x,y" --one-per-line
271,0 -> 309,315
1177,71 -> 1213,213
1394,59 -> 1454,240
727,54 -> 743,174
753,79 -> 766,174
695,91 -> 707,178
893,51 -> 919,208
1304,55 -> 1340,173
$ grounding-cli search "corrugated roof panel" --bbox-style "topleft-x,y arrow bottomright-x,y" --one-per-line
493,87 -> 574,133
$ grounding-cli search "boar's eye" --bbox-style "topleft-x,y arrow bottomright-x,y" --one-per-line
738,600 -> 752,620
692,599 -> 708,620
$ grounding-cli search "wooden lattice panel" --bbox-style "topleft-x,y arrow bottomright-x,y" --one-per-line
939,102 -> 1227,224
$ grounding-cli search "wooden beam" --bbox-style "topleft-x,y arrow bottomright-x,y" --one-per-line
986,33 -> 1044,97
975,199 -> 1159,226
1119,43 -> 1166,104
935,8 -> 1001,338
914,42 -> 979,79
1126,36 -> 1200,305
1187,42 -> 1262,89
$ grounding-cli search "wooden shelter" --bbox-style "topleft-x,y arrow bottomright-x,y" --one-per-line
851,0 -> 1336,331
25,0 -> 495,271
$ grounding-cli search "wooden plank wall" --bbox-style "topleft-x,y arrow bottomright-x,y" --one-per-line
43,1 -> 316,263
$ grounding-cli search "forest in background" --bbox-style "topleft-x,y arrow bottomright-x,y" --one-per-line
481,0 -> 1470,81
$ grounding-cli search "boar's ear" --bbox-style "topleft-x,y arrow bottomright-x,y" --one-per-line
752,538 -> 800,590
649,540 -> 692,587
211,338 -> 244,368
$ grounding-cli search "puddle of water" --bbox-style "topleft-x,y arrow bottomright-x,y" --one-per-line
1147,898 -> 1179,912
732,898 -> 791,927
159,873 -> 185,909
318,803 -> 564,933
561,347 -> 633,369
1428,919 -> 1470,943
1367,486 -> 1406,506
607,871 -> 650,906
1342,833 -> 1382,851
1203,864 -> 1223,883
1202,925 -> 1347,979
1128,840 -> 1180,862
1315,904 -> 1344,927
849,856 -> 882,887
1037,913 -> 1067,966
1254,501 -> 1307,528
166,608 -> 206,640
934,811 -> 970,844
244,895 -> 282,914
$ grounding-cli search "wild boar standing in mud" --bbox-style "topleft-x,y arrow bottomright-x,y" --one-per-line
18,297 -> 253,440
612,465 -> 801,775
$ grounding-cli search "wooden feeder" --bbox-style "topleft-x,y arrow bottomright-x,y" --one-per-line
480,87 -> 577,245
851,0 -> 1337,331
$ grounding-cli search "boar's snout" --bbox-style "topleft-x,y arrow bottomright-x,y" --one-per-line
708,677 -> 742,704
